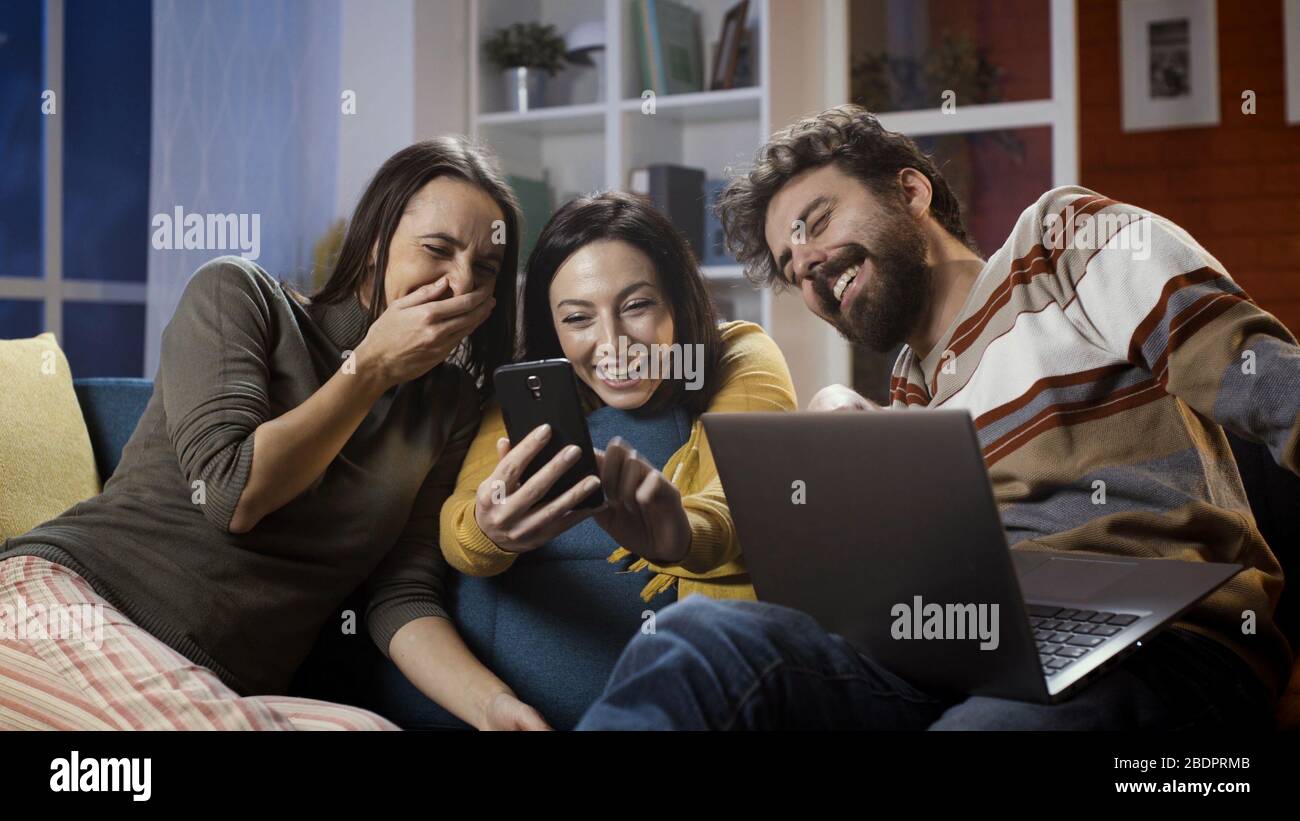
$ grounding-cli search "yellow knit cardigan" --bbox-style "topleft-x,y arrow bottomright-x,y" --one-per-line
438,320 -> 798,602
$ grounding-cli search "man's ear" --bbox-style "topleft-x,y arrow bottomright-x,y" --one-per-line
897,168 -> 933,220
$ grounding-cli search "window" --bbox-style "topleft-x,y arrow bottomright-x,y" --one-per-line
0,0 -> 151,377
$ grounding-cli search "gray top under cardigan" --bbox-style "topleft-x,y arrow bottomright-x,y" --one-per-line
2,256 -> 480,695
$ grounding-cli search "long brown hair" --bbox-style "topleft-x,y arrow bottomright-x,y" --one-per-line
313,136 -> 522,390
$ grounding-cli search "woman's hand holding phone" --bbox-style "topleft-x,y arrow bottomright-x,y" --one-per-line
355,278 -> 496,389
474,424 -> 603,554
592,437 -> 691,565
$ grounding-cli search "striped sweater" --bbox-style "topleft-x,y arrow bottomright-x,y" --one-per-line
890,186 -> 1298,697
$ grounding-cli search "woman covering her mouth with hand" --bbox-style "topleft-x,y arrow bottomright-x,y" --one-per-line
0,137 -> 544,731
440,191 -> 797,632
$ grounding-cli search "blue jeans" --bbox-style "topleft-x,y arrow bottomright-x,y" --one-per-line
575,598 -> 1275,730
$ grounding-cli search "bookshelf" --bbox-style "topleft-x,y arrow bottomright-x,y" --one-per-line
469,0 -> 853,405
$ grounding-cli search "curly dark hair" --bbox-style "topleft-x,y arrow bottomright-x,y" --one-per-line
717,104 -> 976,288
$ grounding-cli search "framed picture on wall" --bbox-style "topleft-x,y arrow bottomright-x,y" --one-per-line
1120,0 -> 1220,132
1287,0 -> 1300,123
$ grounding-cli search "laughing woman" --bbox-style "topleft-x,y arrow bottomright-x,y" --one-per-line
0,137 -> 540,730
440,192 -> 797,637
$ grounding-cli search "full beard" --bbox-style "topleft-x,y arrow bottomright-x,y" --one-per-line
814,209 -> 931,353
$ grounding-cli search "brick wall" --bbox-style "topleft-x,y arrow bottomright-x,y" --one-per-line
1079,0 -> 1300,334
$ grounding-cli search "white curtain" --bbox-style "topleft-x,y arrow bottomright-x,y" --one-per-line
145,0 -> 341,375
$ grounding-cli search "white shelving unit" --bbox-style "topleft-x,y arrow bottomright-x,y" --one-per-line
469,0 -> 773,328
468,0 -> 853,404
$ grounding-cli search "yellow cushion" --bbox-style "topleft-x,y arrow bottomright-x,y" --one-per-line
0,333 -> 100,538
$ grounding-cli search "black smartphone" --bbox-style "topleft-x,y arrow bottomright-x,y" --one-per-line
492,358 -> 603,510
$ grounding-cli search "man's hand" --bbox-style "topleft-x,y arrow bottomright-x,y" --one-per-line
807,383 -> 880,412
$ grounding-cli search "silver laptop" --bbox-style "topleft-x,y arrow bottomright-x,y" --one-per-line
702,410 -> 1241,703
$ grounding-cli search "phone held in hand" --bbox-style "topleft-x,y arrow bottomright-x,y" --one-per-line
493,358 -> 603,510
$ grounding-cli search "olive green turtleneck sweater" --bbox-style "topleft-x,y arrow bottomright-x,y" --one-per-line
1,256 -> 481,695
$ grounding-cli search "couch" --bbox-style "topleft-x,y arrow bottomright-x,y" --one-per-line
72,378 -> 1299,729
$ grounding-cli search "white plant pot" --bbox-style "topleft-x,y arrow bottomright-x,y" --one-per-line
502,67 -> 546,112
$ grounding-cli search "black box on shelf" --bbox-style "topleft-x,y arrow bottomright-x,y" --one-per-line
629,163 -> 706,259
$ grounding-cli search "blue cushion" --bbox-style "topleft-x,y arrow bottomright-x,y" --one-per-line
365,404 -> 694,730
72,378 -> 153,480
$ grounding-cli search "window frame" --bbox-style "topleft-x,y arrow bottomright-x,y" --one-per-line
0,0 -> 148,355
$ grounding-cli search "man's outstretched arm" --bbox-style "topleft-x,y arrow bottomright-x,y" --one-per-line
1061,194 -> 1300,476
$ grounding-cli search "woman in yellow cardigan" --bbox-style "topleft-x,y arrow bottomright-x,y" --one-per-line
440,191 -> 797,604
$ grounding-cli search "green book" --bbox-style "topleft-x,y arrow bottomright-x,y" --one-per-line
632,0 -> 660,95
638,0 -> 702,95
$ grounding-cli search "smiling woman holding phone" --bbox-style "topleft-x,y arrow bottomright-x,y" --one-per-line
432,192 -> 798,727
0,137 -> 535,730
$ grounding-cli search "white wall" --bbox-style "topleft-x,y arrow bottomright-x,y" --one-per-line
337,0 -> 416,216
766,0 -> 852,406
414,0 -> 471,141
336,0 -> 471,218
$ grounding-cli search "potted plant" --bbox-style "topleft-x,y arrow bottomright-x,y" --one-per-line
485,22 -> 568,112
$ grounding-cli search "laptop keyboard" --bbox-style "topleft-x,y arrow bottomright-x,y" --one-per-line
1026,604 -> 1141,678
